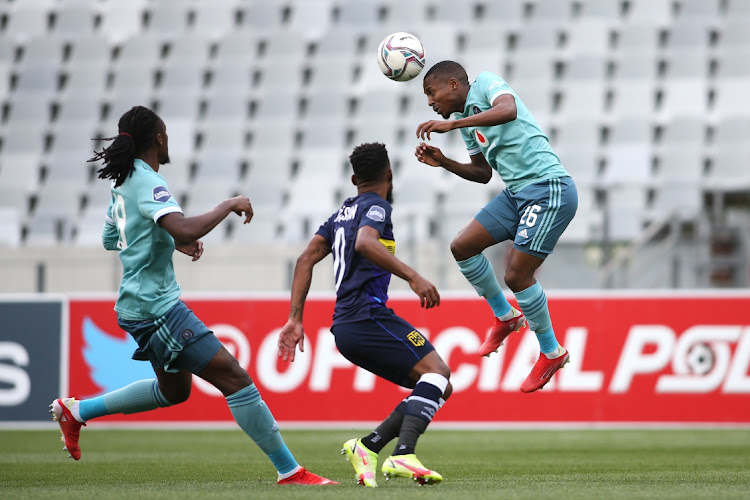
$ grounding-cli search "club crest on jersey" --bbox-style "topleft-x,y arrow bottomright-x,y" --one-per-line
473,105 -> 481,115
407,330 -> 426,347
152,186 -> 171,202
475,129 -> 489,147
366,205 -> 386,222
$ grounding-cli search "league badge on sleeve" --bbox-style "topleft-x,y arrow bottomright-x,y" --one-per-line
152,186 -> 172,203
366,205 -> 386,222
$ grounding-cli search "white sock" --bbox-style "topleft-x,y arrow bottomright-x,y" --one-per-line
498,307 -> 518,321
67,398 -> 85,423
277,465 -> 302,480
544,345 -> 566,359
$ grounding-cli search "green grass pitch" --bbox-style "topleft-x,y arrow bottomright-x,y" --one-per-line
1,429 -> 749,499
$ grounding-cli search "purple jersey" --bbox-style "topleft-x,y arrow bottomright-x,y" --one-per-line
316,192 -> 395,326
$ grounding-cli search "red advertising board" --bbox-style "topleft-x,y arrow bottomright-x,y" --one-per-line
67,292 -> 750,425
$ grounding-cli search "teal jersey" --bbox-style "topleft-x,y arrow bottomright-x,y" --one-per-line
102,159 -> 183,320
457,71 -> 570,193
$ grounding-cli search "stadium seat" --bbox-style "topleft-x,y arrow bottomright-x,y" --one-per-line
608,81 -> 657,118
707,147 -> 750,191
564,20 -> 612,57
254,60 -> 305,94
557,82 -> 607,120
659,116 -> 706,150
52,4 -> 98,38
307,57 -> 359,93
602,144 -> 652,186
240,0 -> 286,34
99,0 -> 148,43
514,21 -> 562,55
557,182 -> 599,243
12,64 -> 59,97
562,54 -> 608,81
2,2 -> 52,42
192,0 -> 241,40
462,29 -> 506,78
243,150 -> 291,209
624,0 -> 673,26
44,150 -> 93,189
555,147 -> 601,186
720,19 -> 750,48
287,0 -> 335,39
209,60 -> 255,97
158,63 -> 206,97
712,80 -> 750,119
579,0 -> 622,21
605,184 -> 649,241
19,36 -> 64,66
143,3 -> 192,39
252,90 -> 300,127
479,0 -> 524,28
659,80 -> 709,119
614,23 -> 661,54
725,0 -> 750,19
116,34 -> 163,68
337,0 -> 385,31
0,207 -> 22,247
677,0 -> 721,20
300,118 -> 348,152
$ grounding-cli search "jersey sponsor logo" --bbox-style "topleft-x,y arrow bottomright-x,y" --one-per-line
473,105 -> 481,115
334,204 -> 358,222
475,129 -> 489,147
152,186 -> 172,203
366,205 -> 386,222
407,330 -> 426,347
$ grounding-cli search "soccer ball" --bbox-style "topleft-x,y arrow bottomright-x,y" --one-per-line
377,32 -> 426,82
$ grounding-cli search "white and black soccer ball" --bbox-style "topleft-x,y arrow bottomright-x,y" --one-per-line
377,32 -> 426,82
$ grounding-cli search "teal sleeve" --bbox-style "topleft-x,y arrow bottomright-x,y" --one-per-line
136,172 -> 182,222
461,126 -> 479,153
102,201 -> 120,251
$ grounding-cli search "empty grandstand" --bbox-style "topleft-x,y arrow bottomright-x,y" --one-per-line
0,0 -> 748,292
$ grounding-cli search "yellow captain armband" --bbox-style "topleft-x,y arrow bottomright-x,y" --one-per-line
379,238 -> 396,254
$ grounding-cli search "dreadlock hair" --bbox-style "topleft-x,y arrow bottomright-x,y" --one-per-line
423,60 -> 469,86
89,106 -> 163,187
349,142 -> 390,183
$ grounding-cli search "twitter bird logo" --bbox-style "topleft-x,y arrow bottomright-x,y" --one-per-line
82,317 -> 153,397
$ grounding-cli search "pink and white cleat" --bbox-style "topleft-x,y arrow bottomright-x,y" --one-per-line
478,308 -> 527,357
49,398 -> 85,460
521,347 -> 571,393
277,467 -> 338,485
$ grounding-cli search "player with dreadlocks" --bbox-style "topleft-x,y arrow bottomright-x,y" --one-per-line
278,142 -> 451,487
50,105 -> 337,486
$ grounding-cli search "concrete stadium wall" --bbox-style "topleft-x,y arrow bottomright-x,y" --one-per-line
0,241 -> 472,294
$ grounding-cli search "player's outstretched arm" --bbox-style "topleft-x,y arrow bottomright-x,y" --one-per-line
355,225 -> 440,309
416,94 -> 517,140
278,234 -> 331,362
159,196 -> 253,246
416,143 -> 492,184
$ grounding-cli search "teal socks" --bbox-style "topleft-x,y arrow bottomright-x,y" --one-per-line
226,384 -> 298,475
514,282 -> 559,355
457,254 -> 511,318
79,379 -> 171,421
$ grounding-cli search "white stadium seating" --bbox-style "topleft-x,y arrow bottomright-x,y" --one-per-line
1,0 -> 748,291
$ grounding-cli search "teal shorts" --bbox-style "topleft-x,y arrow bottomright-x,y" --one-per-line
475,176 -> 577,259
118,300 -> 222,374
